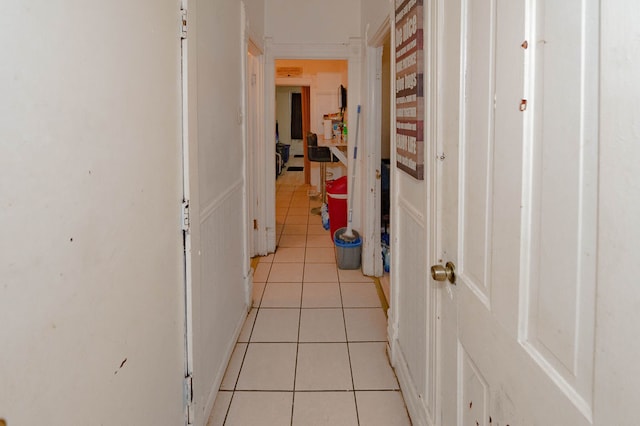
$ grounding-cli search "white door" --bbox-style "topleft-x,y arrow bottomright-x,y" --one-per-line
182,2 -> 251,425
436,0 -> 600,425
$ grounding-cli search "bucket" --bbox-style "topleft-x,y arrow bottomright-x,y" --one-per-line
326,176 -> 348,239
334,227 -> 362,270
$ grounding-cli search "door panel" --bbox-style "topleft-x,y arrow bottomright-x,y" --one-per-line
183,1 -> 251,424
459,0 -> 497,307
459,344 -> 490,426
396,201 -> 430,405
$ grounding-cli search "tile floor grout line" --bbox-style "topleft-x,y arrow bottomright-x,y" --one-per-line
222,303 -> 259,426
338,266 -> 361,426
291,303 -> 302,426
289,216 -> 307,426
221,177 -> 409,425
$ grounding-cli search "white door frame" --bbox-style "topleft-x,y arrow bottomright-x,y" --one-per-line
245,39 -> 265,258
362,19 -> 390,277
263,39 -> 362,253
179,1 -> 196,424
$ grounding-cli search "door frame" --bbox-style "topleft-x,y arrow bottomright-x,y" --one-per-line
362,19 -> 390,277
245,39 -> 266,257
274,83 -> 311,186
263,39 -> 362,253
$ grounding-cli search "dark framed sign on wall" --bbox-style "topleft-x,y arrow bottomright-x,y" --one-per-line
395,0 -> 424,180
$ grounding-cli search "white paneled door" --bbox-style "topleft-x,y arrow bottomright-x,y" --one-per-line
437,0 -> 600,425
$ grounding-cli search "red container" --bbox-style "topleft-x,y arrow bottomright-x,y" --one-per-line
326,176 -> 348,239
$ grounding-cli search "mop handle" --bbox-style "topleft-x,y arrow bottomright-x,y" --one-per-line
345,105 -> 361,233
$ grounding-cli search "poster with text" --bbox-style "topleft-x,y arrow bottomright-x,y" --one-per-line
395,0 -> 424,180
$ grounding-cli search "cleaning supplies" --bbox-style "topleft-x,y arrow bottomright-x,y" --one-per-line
336,105 -> 361,243
321,203 -> 330,230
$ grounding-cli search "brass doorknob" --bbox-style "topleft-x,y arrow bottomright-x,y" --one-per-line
431,262 -> 456,284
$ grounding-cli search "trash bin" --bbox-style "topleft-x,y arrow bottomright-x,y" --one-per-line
334,227 -> 362,270
276,143 -> 290,164
326,176 -> 348,239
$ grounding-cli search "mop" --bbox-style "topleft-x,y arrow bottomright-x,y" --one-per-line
336,105 -> 361,243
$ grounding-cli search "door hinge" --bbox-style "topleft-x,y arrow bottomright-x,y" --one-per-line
182,200 -> 190,232
184,374 -> 194,424
180,8 -> 188,39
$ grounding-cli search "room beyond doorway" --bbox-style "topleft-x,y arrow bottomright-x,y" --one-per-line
275,59 -> 348,189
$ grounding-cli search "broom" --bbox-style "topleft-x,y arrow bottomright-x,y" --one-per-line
337,105 -> 361,243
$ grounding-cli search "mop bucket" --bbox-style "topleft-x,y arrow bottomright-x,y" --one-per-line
334,227 -> 362,270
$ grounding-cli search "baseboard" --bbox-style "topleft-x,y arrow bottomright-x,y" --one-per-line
202,302 -> 251,425
380,273 -> 390,307
392,341 -> 434,426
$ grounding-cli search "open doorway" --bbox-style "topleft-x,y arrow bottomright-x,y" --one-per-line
379,33 -> 392,300
263,42 -> 359,254
360,20 -> 392,282
274,59 -> 349,207
275,85 -> 307,178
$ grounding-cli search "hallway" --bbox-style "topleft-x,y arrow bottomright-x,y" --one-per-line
207,164 -> 411,425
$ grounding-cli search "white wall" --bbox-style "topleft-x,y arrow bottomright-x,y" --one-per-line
0,1 -> 184,424
361,0 -> 392,39
243,0 -> 265,47
266,0 -> 361,44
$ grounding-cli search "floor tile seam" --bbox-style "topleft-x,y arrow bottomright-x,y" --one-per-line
290,288 -> 303,426
222,391 -> 233,425
223,310 -> 258,425
230,389 -> 370,393
368,342 -> 404,392
228,390 -> 295,393
342,306 -> 387,310
301,306 -> 344,309
337,278 -> 360,425
258,306 -> 303,310
342,306 -> 386,311
228,388 -> 401,393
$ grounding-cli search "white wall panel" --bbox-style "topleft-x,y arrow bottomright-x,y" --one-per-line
197,0 -> 245,207
198,183 -> 247,416
266,0 -> 360,44
396,199 -> 437,423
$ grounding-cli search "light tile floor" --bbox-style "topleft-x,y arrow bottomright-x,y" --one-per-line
208,161 -> 411,425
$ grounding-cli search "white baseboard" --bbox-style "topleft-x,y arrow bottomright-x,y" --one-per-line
392,341 -> 434,426
202,302 -> 251,425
